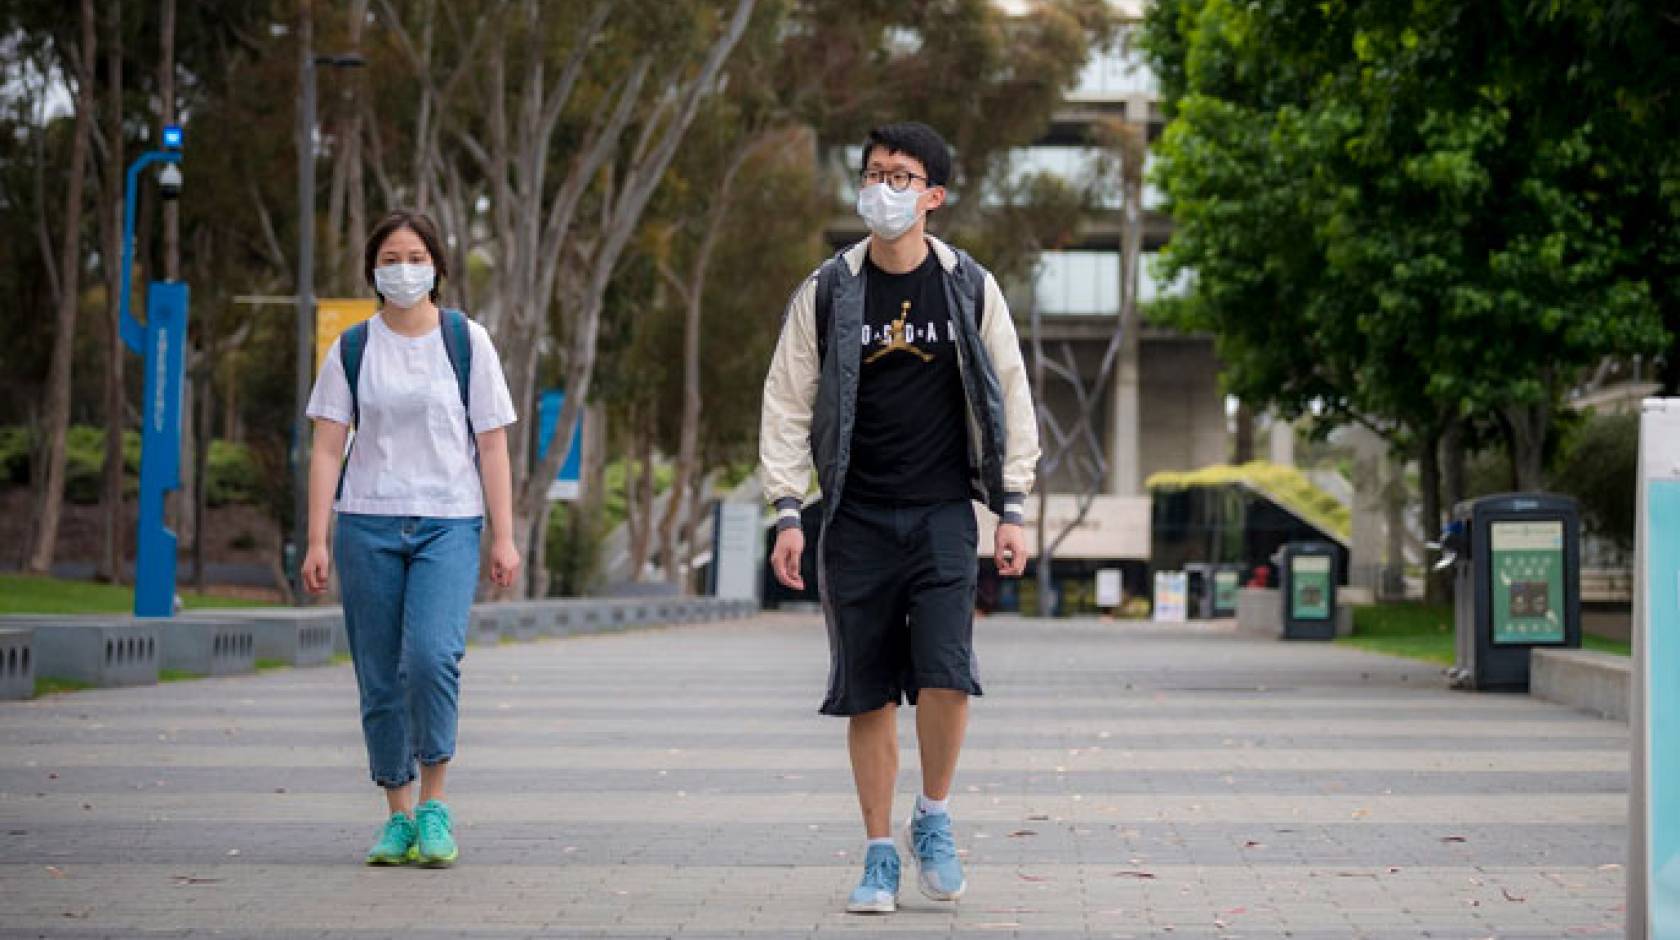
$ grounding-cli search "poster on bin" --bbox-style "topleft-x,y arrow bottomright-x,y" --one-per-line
1096,569 -> 1123,608
1154,571 -> 1188,623
1290,555 -> 1332,620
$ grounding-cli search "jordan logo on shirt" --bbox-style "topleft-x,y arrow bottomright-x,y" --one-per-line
865,301 -> 937,365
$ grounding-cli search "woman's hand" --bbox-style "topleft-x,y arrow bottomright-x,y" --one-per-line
489,537 -> 522,588
302,543 -> 332,595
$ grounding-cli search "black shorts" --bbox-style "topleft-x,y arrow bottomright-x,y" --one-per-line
817,498 -> 982,716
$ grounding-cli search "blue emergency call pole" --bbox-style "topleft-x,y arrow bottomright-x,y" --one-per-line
119,124 -> 188,618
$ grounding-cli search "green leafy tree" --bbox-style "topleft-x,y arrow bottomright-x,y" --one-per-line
1140,0 -> 1672,552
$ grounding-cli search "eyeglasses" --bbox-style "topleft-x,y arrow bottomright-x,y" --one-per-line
860,169 -> 929,192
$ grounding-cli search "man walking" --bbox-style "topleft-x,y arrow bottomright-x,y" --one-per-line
759,121 -> 1040,913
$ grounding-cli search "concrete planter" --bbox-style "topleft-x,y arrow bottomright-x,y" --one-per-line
158,619 -> 257,676
0,629 -> 34,700
29,620 -> 161,688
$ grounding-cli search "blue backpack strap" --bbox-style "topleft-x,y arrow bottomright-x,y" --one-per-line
335,320 -> 372,500
340,320 -> 370,426
439,308 -> 477,465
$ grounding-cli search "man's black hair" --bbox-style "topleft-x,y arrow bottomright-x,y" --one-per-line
860,122 -> 952,189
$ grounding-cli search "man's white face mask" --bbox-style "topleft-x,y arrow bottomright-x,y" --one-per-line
855,183 -> 923,241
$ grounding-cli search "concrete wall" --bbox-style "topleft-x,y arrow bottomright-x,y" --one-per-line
1138,335 -> 1227,485
1531,649 -> 1629,721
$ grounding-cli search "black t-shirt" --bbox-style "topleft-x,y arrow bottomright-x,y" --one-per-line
843,251 -> 971,504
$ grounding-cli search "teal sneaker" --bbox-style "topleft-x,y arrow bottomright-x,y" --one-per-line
903,810 -> 966,901
846,843 -> 900,914
415,799 -> 458,867
365,811 -> 418,866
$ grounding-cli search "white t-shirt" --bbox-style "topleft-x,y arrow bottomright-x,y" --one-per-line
306,313 -> 518,517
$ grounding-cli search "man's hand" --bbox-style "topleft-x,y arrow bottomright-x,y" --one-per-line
995,522 -> 1028,577
771,527 -> 806,590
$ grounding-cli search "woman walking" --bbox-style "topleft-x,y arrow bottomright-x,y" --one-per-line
302,209 -> 521,867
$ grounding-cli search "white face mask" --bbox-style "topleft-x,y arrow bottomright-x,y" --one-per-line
374,263 -> 435,309
855,183 -> 923,241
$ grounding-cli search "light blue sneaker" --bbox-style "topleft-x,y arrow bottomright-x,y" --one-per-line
903,810 -> 966,901
414,799 -> 458,867
846,843 -> 900,913
365,811 -> 418,865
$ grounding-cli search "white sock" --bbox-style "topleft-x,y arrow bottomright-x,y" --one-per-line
916,794 -> 949,817
867,836 -> 894,847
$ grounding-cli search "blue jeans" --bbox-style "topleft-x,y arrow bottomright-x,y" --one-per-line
335,514 -> 482,788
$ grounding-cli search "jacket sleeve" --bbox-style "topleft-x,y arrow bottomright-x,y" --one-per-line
980,270 -> 1041,523
759,274 -> 821,530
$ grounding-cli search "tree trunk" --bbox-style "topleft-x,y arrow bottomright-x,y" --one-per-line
626,415 -> 657,580
27,0 -> 98,574
1442,418 -> 1467,511
1233,401 -> 1256,464
97,0 -> 126,584
193,307 -> 214,593
1502,402 -> 1550,492
1419,426 -> 1446,605
158,0 -> 196,555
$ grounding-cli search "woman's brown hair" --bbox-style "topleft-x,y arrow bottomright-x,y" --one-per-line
364,209 -> 448,303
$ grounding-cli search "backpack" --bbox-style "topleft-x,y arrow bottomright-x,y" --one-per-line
336,308 -> 475,497
813,253 -> 987,362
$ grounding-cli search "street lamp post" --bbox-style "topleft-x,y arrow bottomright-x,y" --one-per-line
289,45 -> 365,600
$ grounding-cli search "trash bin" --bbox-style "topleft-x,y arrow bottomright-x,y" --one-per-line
1444,493 -> 1581,691
1210,563 -> 1243,618
1185,563 -> 1213,619
1280,541 -> 1338,640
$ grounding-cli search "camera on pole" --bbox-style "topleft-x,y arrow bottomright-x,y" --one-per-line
158,163 -> 182,200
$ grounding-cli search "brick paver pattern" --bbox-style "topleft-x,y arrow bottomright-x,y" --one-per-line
0,614 -> 1627,938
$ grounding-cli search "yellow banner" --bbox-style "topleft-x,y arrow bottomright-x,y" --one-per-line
314,298 -> 378,374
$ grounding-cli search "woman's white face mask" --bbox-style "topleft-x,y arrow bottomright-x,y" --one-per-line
855,183 -> 923,241
374,263 -> 435,309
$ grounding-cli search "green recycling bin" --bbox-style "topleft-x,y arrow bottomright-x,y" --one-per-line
1444,493 -> 1581,691
1211,564 -> 1243,618
1281,541 -> 1338,639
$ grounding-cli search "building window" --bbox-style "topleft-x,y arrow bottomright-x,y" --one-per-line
1068,37 -> 1159,101
1035,250 -> 1120,316
988,147 -> 1119,209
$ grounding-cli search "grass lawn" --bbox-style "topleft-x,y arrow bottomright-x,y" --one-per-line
0,574 -> 275,616
1338,603 -> 1631,665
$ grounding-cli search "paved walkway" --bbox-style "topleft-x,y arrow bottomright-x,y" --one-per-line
0,614 -> 1627,938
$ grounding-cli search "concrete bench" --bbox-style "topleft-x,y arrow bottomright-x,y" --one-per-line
182,609 -> 339,667
158,619 -> 257,676
27,620 -> 161,688
468,606 -> 506,647
1531,648 -> 1629,721
0,629 -> 34,700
